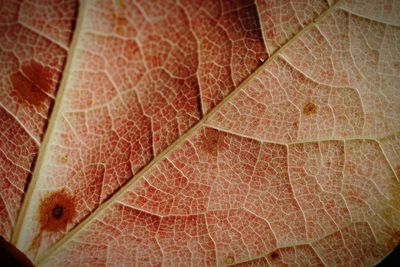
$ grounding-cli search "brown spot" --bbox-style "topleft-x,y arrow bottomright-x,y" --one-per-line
225,256 -> 234,265
270,251 -> 280,260
10,60 -> 53,106
57,154 -> 69,164
303,102 -> 317,116
38,189 -> 75,232
52,205 -> 64,218
394,62 -> 400,69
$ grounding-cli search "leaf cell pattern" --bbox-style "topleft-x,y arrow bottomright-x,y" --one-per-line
0,0 -> 399,266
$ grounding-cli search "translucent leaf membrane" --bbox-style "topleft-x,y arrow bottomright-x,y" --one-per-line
0,0 -> 77,240
15,0 -> 268,258
40,0 -> 400,266
209,5 -> 400,141
42,127 -> 400,266
256,0 -> 336,55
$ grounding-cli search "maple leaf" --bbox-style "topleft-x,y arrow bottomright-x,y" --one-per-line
1,0 -> 399,266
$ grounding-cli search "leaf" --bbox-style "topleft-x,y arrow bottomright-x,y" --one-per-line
1,0 -> 400,266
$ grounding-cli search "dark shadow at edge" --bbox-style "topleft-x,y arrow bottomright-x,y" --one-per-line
376,244 -> 400,266
0,236 -> 34,267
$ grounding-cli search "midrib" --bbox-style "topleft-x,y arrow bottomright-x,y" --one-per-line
12,0 -> 344,264
10,0 -> 90,247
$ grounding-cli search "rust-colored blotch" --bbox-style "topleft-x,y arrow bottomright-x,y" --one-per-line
10,60 -> 53,106
303,102 -> 317,116
38,189 -> 75,233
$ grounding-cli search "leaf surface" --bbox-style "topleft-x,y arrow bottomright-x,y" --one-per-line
1,0 -> 399,266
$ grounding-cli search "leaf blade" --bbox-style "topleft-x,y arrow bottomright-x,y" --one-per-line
35,1 -> 348,265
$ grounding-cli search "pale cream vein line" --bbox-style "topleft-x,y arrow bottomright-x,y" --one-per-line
18,20 -> 68,51
0,102 -> 41,146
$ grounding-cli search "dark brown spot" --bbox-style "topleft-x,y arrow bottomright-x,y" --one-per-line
52,205 -> 64,218
39,189 -> 75,232
10,60 -> 53,106
303,102 -> 317,116
270,251 -> 280,260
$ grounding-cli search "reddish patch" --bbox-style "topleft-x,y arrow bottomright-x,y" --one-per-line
200,129 -> 220,156
38,189 -> 75,233
384,4 -> 392,12
10,60 -> 53,106
266,29 -> 274,39
325,200 -> 334,209
115,16 -> 128,33
303,102 -> 317,116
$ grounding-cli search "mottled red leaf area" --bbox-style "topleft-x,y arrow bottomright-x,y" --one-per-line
10,60 -> 54,106
1,0 -> 400,266
0,0 -> 77,242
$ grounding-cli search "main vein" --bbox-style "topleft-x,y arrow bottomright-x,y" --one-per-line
11,0 -> 89,247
